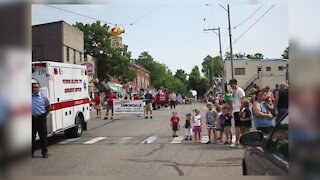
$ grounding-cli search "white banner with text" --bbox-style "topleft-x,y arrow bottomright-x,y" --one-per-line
113,100 -> 144,114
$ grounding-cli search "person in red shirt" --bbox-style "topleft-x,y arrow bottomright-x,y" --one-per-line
94,93 -> 102,118
104,89 -> 117,120
170,111 -> 180,137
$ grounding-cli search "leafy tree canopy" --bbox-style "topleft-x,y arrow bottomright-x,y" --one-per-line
201,55 -> 223,87
74,21 -> 136,84
224,52 -> 264,60
134,51 -> 188,94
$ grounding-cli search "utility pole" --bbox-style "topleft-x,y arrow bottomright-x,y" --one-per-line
227,5 -> 234,79
204,27 -> 222,93
218,3 -> 234,92
217,27 -> 223,62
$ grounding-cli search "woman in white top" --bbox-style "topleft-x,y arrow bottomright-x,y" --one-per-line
192,109 -> 202,143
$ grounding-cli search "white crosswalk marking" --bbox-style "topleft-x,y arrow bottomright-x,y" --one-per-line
84,137 -> 106,144
117,137 -> 133,143
171,136 -> 184,144
58,138 -> 80,145
201,136 -> 209,144
141,136 -> 157,144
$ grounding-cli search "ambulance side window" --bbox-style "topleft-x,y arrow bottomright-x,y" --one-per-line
39,69 -> 46,75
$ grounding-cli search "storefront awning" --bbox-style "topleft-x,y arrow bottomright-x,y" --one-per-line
98,79 -> 122,93
107,82 -> 122,94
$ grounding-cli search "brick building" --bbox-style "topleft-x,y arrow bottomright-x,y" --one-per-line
127,64 -> 150,91
32,21 -> 98,97
32,20 -> 84,64
107,64 -> 150,93
32,20 -> 150,97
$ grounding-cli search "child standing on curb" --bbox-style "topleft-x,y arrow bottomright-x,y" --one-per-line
215,106 -> 224,143
184,113 -> 193,140
192,109 -> 202,143
170,111 -> 180,137
221,105 -> 233,144
205,102 -> 218,144
240,98 -> 253,134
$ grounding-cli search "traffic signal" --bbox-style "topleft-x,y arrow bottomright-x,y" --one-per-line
108,27 -> 125,36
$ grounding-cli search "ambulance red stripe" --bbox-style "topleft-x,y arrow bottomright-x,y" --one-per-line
50,98 -> 90,111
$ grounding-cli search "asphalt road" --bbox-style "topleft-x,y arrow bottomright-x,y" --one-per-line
32,103 -> 244,176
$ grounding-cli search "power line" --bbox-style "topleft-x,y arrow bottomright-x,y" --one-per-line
45,4 -> 116,26
129,5 -> 163,26
233,4 -> 264,29
203,3 -> 210,30
233,4 -> 276,44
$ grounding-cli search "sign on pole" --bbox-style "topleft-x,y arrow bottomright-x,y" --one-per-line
113,100 -> 144,114
110,36 -> 122,48
82,63 -> 93,75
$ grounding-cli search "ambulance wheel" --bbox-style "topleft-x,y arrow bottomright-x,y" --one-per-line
65,115 -> 83,138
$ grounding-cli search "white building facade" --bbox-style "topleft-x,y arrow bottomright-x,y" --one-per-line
223,58 -> 288,93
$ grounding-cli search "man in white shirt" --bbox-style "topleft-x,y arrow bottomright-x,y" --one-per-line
169,91 -> 177,109
228,79 -> 245,148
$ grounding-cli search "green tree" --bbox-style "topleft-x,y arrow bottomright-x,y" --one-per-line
174,69 -> 188,84
234,53 -> 246,58
134,51 -> 188,94
224,52 -> 264,60
74,21 -> 136,83
188,66 -> 201,89
246,54 -> 254,59
160,75 -> 187,95
282,46 -> 289,59
134,51 -> 167,88
201,55 -> 223,87
224,52 -> 231,59
189,66 -> 209,98
197,78 -> 209,98
253,53 -> 264,59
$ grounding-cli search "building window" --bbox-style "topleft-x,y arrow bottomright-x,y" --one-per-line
66,47 -> 70,62
80,52 -> 82,62
278,66 -> 284,71
266,67 -> 271,71
235,68 -> 245,75
73,49 -> 76,64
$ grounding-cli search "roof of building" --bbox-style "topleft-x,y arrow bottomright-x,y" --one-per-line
32,20 -> 65,27
224,58 -> 288,61
134,64 -> 150,74
32,20 -> 83,34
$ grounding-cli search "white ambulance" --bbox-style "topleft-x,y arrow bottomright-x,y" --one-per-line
32,61 -> 90,138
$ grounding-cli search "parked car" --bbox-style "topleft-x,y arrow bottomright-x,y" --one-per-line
240,113 -> 289,175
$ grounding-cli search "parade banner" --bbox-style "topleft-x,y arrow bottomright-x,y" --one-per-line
113,100 -> 144,114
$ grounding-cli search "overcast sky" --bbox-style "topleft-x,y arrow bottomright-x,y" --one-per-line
32,0 -> 289,74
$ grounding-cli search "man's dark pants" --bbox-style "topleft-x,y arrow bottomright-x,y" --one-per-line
32,114 -> 48,156
170,101 -> 176,109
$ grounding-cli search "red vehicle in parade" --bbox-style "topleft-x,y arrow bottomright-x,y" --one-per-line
147,87 -> 170,110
